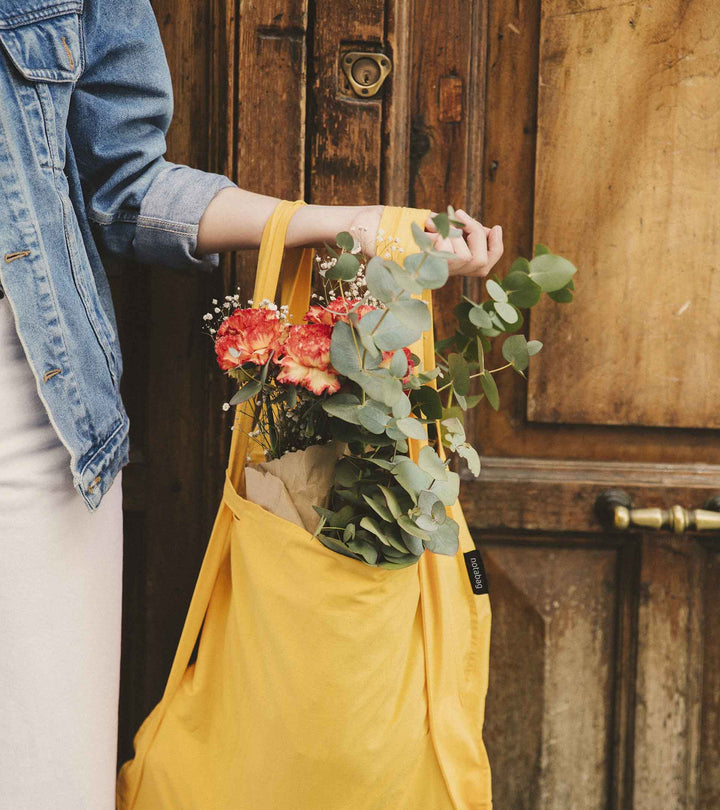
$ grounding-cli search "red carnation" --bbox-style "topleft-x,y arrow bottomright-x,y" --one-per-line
215,308 -> 286,370
304,297 -> 375,326
276,323 -> 341,395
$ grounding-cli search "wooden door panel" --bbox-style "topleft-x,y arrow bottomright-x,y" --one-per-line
483,540 -> 621,809
478,0 -> 720,463
529,0 -> 720,429
699,546 -> 720,809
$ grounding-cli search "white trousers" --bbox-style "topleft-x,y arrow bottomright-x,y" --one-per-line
0,299 -> 123,810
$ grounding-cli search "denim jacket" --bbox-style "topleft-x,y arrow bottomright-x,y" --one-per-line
0,0 -> 237,509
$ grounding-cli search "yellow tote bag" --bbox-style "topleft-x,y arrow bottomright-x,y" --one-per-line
116,201 -> 493,810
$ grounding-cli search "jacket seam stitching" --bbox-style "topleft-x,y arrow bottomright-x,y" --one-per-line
0,2 -> 83,30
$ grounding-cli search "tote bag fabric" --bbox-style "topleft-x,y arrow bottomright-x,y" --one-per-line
116,201 -> 493,810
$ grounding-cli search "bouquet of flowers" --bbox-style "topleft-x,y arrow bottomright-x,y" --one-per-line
204,208 -> 576,568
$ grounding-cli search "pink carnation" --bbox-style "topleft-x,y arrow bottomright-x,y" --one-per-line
304,297 -> 375,326
275,323 -> 341,395
215,308 -> 286,371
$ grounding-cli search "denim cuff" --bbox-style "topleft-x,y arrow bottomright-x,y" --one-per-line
133,163 -> 237,270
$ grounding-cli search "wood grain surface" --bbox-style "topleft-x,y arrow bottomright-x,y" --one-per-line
529,0 -> 720,429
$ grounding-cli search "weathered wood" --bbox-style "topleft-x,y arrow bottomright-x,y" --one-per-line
382,0 -> 412,204
408,0 -> 487,340
529,0 -> 720,429
481,540 -> 619,809
308,0 -> 385,204
461,456 -> 720,533
632,535 -> 706,808
475,0 -> 720,464
699,547 -> 720,809
133,0 -> 227,742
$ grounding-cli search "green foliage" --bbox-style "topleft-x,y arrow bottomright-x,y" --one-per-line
314,234 -> 576,567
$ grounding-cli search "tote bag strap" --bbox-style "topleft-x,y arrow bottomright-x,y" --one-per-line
160,199 -> 313,702
226,200 -> 314,492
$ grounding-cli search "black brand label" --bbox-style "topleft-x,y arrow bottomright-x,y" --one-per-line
463,550 -> 489,595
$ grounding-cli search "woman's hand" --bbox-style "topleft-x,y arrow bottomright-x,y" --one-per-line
349,206 -> 503,278
425,209 -> 503,278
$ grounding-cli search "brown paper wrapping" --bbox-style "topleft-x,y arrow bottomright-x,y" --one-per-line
244,442 -> 346,533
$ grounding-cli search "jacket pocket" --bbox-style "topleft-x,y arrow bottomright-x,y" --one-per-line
0,4 -> 84,169
0,3 -> 84,83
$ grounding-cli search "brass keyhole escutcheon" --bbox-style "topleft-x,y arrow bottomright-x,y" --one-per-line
341,51 -> 392,98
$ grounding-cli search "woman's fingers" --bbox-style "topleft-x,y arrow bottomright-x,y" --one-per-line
423,208 -> 504,278
486,224 -> 504,270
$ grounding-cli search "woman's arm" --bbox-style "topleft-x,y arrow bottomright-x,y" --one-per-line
195,188 -> 382,255
196,188 -> 504,278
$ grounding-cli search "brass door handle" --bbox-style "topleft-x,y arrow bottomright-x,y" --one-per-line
595,489 -> 720,533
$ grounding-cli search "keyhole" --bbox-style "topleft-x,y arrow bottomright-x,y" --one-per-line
351,58 -> 381,87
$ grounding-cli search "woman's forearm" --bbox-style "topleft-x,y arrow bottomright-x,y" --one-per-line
195,187 -> 382,255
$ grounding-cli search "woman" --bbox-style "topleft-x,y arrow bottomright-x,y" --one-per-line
0,0 -> 503,807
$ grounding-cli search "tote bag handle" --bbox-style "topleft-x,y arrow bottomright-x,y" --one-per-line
226,200 -> 315,492
159,200 -> 312,701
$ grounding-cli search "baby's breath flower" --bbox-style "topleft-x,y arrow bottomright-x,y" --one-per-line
222,402 -> 230,411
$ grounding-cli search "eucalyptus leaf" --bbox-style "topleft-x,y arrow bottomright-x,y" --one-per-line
510,256 -> 531,274
366,258 -> 404,303
469,306 -> 493,329
395,417 -> 428,440
418,489 -> 443,516
411,221 -> 433,251
422,519 -> 459,555
229,379 -> 262,405
399,529 -> 424,556
330,321 -> 362,375
527,340 -> 543,356
502,334 -> 530,371
335,458 -> 361,487
429,472 -> 460,506
362,494 -> 394,523
417,445 -> 448,480
404,252 -> 449,290
323,393 -> 362,424
457,444 -> 481,476
393,459 -> 433,499
357,401 -> 391,434
316,534 -> 362,561
494,301 -> 520,324
486,279 -> 508,303
448,353 -> 470,396
480,372 -> 499,411
548,287 -> 574,303
346,536 -> 379,565
388,261 -> 425,295
336,231 -> 355,251
397,514 -> 431,541
325,252 -> 360,281
410,386 -> 443,420
388,297 -> 431,331
357,308 -> 419,352
378,485 -> 403,519
392,393 -> 412,419
528,254 -> 577,292
389,349 -> 408,379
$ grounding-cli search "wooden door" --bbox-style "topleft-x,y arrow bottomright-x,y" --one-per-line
114,0 -> 720,807
471,1 -> 720,807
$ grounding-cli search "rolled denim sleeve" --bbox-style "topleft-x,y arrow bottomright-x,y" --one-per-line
134,164 -> 236,270
67,0 -> 236,270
